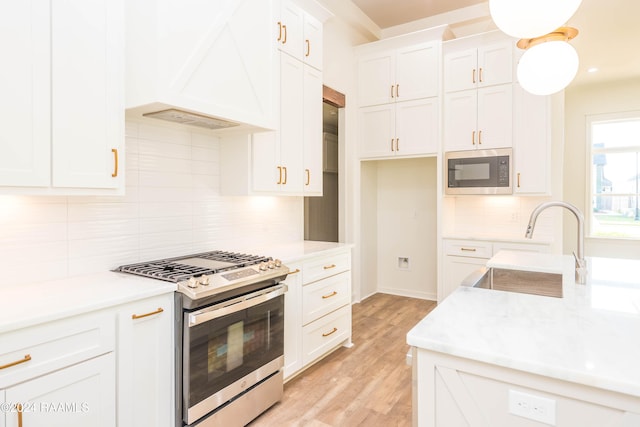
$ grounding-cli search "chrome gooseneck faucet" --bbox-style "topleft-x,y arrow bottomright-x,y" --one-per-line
525,201 -> 587,284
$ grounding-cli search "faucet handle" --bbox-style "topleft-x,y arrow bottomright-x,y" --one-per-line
572,251 -> 586,268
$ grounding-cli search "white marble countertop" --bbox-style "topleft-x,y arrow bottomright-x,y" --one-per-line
407,251 -> 640,398
0,240 -> 350,335
0,271 -> 175,334
250,241 -> 354,263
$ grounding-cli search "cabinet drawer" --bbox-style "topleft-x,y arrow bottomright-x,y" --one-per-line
302,305 -> 351,366
302,271 -> 350,325
0,310 -> 115,388
444,240 -> 492,258
302,251 -> 351,284
492,241 -> 549,254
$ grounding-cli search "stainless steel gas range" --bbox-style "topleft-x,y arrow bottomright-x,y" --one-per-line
116,250 -> 289,427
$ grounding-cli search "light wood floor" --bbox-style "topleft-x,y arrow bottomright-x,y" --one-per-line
249,293 -> 437,427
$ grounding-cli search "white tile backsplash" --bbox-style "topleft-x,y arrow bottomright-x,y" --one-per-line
0,120 -> 303,287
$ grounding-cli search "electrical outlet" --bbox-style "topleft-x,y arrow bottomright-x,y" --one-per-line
398,257 -> 410,269
509,390 -> 556,425
510,212 -> 519,222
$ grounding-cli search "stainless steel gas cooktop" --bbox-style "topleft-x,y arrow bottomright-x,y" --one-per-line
116,250 -> 289,302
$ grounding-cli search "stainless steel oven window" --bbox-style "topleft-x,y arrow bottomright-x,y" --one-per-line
183,294 -> 284,409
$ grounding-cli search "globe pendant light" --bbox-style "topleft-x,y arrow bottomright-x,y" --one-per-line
489,0 -> 582,39
516,27 -> 579,96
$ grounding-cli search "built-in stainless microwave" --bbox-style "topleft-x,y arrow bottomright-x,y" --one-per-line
445,148 -> 512,195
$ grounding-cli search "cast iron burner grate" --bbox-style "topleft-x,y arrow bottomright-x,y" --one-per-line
116,250 -> 271,283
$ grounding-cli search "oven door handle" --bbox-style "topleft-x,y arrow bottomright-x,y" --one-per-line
188,284 -> 288,327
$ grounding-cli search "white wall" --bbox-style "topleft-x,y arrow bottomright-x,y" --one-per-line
0,120 -> 303,288
375,158 -> 438,300
564,78 -> 640,258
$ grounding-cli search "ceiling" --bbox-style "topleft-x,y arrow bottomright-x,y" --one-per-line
349,0 -> 640,88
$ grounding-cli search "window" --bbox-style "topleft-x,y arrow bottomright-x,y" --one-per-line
588,112 -> 640,239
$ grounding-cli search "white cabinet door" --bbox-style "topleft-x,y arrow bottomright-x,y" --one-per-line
395,98 -> 439,156
477,84 -> 513,149
252,131 -> 281,193
278,0 -> 304,60
279,53 -> 305,193
444,91 -> 478,152
445,41 -> 513,93
117,294 -> 173,427
5,354 -> 115,427
51,0 -> 123,189
0,1 -> 50,187
358,51 -> 395,107
283,264 -> 302,380
303,65 -> 323,195
444,48 -> 478,93
396,42 -> 439,101
442,256 -> 488,302
359,104 -> 395,158
477,42 -> 513,88
303,13 -> 322,70
513,84 -> 550,194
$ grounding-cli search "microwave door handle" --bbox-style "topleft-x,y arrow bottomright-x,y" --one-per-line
188,284 -> 287,327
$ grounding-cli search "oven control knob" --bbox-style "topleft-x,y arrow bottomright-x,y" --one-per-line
259,262 -> 268,271
267,261 -> 275,269
274,259 -> 282,268
187,277 -> 199,288
200,275 -> 210,286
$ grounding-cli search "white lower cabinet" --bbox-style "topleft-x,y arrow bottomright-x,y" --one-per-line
4,354 -> 115,427
283,263 -> 303,379
0,292 -> 174,427
116,293 -> 174,427
415,349 -> 640,427
441,239 -> 549,302
283,248 -> 352,380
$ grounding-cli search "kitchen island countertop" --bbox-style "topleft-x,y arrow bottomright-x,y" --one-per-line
407,251 -> 640,398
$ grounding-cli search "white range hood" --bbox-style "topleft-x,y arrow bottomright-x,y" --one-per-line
125,0 -> 278,132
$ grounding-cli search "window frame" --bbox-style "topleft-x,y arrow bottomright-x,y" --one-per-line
586,110 -> 640,240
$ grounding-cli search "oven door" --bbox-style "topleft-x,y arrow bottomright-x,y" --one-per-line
183,284 -> 286,425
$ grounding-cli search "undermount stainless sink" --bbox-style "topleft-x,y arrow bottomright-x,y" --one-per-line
462,267 -> 563,298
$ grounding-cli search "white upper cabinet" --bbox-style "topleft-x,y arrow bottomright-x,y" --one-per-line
0,0 -> 124,194
276,0 -> 323,70
513,84 -> 551,195
444,41 -> 513,93
303,65 -> 323,195
443,36 -> 514,152
358,41 -> 439,107
126,0 -> 277,131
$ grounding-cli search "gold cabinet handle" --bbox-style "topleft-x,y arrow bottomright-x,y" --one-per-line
17,403 -> 23,427
472,130 -> 476,145
282,24 -> 287,44
478,130 -> 482,145
472,68 -> 476,84
517,172 -> 521,188
111,148 -> 118,177
305,168 -> 310,186
132,307 -> 164,320
323,264 -> 336,270
322,291 -> 337,299
460,247 -> 477,252
277,21 -> 282,41
390,85 -> 394,98
322,327 -> 338,337
305,39 -> 310,57
0,354 -> 31,370
479,67 -> 483,83
391,138 -> 395,151
277,166 -> 282,184
396,138 -> 399,151
396,84 -> 399,98
288,268 -> 301,275
282,166 -> 287,184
